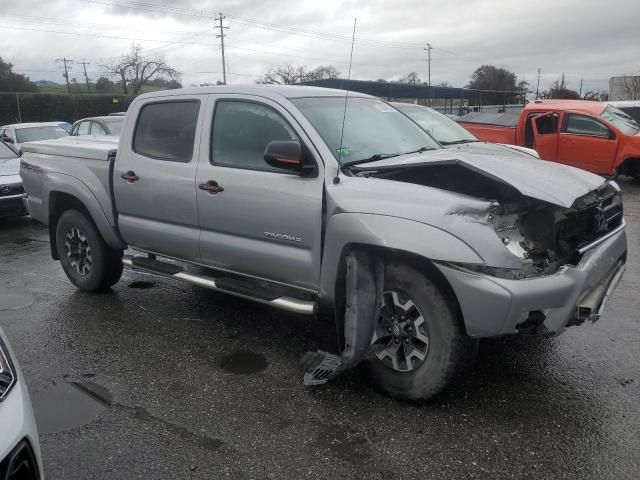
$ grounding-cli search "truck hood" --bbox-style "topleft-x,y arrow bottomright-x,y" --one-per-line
0,157 -> 20,177
445,141 -> 539,159
350,149 -> 605,208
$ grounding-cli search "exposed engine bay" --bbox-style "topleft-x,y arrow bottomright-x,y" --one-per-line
350,162 -> 623,279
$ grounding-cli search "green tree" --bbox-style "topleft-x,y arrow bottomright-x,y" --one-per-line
95,76 -> 115,93
468,65 -> 518,91
0,58 -> 38,92
541,73 -> 580,99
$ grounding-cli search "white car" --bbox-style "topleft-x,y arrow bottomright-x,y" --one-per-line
605,100 -> 640,123
0,122 -> 69,155
391,102 -> 540,159
0,326 -> 43,479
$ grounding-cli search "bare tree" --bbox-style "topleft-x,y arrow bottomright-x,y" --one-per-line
257,63 -> 309,84
306,65 -> 340,81
396,72 -> 421,85
101,44 -> 181,95
583,89 -> 609,101
621,75 -> 640,100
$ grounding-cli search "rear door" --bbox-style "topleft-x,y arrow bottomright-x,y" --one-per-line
557,112 -> 619,174
531,112 -> 560,160
195,95 -> 324,290
113,96 -> 205,261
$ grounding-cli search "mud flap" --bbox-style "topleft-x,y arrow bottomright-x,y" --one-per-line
302,251 -> 383,386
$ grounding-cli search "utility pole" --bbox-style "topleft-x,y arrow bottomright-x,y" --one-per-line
424,43 -> 433,106
215,13 -> 229,85
535,68 -> 541,99
56,57 -> 73,94
579,78 -> 584,97
79,59 -> 91,93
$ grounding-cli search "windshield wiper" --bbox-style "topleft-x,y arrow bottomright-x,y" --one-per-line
341,153 -> 400,168
400,146 -> 436,154
439,139 -> 478,145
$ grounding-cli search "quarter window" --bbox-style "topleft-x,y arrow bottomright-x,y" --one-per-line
211,101 -> 300,171
565,114 -> 611,138
91,122 -> 108,135
133,101 -> 200,162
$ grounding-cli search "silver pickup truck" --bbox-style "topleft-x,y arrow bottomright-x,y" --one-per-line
20,86 -> 627,400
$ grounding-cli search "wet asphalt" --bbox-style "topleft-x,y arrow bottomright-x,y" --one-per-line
1,181 -> 639,480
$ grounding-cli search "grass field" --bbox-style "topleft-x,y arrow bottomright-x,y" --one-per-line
36,83 -> 166,95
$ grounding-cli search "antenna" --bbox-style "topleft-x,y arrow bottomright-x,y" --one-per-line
336,18 -> 357,176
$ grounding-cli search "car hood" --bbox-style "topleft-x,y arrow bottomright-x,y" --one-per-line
0,157 -> 20,177
444,141 -> 538,158
350,148 -> 605,208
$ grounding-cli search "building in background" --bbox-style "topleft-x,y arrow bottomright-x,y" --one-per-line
609,74 -> 640,101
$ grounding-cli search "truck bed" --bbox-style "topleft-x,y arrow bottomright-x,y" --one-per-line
457,112 -> 519,145
20,136 -> 119,230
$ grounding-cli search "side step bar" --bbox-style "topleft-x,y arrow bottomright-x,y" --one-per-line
122,255 -> 317,315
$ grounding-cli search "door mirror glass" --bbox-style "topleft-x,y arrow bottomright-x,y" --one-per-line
264,141 -> 308,174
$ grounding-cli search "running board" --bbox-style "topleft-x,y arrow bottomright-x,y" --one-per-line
122,255 -> 317,315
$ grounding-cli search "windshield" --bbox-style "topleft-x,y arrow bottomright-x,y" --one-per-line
600,105 -> 640,136
0,140 -> 18,159
103,117 -> 124,135
290,97 -> 440,165
394,104 -> 478,144
15,125 -> 69,143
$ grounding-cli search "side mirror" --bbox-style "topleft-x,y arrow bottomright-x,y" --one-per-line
1,134 -> 12,143
264,141 -> 314,175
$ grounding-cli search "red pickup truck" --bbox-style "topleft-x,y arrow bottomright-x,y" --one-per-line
458,100 -> 640,179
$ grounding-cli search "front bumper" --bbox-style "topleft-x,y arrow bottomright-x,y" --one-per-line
436,224 -> 627,337
0,193 -> 28,218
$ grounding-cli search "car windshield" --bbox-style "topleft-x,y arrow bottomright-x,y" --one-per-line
600,105 -> 640,136
0,140 -> 18,159
394,104 -> 478,144
103,117 -> 124,135
290,97 -> 440,165
15,125 -> 69,143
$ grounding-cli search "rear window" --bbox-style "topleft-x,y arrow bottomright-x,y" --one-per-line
133,101 -> 200,162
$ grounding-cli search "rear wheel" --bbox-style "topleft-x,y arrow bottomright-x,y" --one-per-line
55,209 -> 123,292
365,262 -> 471,400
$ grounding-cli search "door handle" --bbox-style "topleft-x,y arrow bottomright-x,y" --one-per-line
199,180 -> 224,194
121,170 -> 139,182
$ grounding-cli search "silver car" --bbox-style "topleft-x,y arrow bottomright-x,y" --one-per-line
0,140 -> 27,219
0,122 -> 69,155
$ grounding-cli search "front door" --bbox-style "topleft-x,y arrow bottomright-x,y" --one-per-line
113,96 -> 204,261
196,95 -> 324,290
557,112 -> 619,174
531,112 -> 560,161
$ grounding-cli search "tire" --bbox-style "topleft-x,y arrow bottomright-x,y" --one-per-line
364,262 -> 471,400
55,209 -> 123,292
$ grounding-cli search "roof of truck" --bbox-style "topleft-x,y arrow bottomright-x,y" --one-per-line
135,84 -> 372,101
524,99 -> 605,115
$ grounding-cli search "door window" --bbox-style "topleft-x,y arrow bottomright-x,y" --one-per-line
75,121 -> 91,135
564,114 -> 611,138
133,100 -> 200,162
211,100 -> 300,172
534,114 -> 559,134
91,122 -> 108,135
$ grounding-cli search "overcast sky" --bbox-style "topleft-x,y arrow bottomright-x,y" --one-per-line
2,0 -> 638,94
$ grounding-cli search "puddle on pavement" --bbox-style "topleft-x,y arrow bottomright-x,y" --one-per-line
128,281 -> 156,289
219,350 -> 268,374
31,381 -> 109,435
0,292 -> 34,310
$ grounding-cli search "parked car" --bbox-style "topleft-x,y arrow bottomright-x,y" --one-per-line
0,326 -> 43,479
391,102 -> 540,158
71,116 -> 124,137
0,122 -> 69,155
0,140 -> 28,219
57,122 -> 73,134
458,100 -> 640,179
605,100 -> 640,124
21,86 -> 626,400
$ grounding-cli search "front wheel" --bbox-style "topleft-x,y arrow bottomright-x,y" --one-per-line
55,209 -> 123,292
364,262 -> 472,400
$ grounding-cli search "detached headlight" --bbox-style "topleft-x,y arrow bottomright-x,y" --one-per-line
0,336 -> 16,401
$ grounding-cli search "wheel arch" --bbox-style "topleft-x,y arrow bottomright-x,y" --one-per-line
47,186 -> 125,260
329,243 -> 468,354
616,157 -> 640,178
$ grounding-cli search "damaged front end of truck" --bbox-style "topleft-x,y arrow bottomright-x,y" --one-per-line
303,153 -> 627,385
